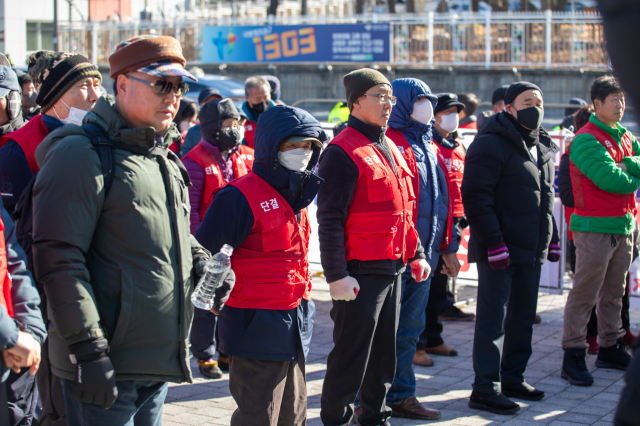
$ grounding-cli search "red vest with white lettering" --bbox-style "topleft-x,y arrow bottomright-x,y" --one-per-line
571,121 -> 637,218
221,172 -> 311,310
433,137 -> 466,217
0,115 -> 48,173
243,120 -> 257,149
330,126 -> 419,263
386,128 -> 419,226
183,143 -> 255,221
0,216 -> 13,317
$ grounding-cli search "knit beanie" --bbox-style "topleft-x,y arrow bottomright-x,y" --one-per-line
504,81 -> 543,107
29,52 -> 101,112
109,35 -> 186,79
14,69 -> 31,87
343,68 -> 391,111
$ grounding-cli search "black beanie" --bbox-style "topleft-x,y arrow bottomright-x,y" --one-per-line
343,68 -> 391,111
504,81 -> 543,106
14,69 -> 31,87
29,52 -> 101,112
200,98 -> 240,144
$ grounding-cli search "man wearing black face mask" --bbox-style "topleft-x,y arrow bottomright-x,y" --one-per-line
182,98 -> 254,378
195,105 -> 325,425
461,81 -> 560,415
241,76 -> 277,149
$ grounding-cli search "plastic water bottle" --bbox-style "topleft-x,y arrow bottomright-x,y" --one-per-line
191,244 -> 234,310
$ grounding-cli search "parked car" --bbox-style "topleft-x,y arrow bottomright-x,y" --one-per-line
184,74 -> 246,109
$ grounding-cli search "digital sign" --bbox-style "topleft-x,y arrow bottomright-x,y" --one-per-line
201,24 -> 391,63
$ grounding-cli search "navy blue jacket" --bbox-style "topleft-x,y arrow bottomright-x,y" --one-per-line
0,197 -> 46,379
389,79 -> 458,275
0,115 -> 63,212
181,123 -> 201,157
196,106 -> 326,362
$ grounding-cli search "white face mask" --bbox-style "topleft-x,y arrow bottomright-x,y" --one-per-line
438,112 -> 459,133
411,98 -> 434,125
278,148 -> 314,172
237,125 -> 245,142
178,120 -> 194,133
53,98 -> 89,126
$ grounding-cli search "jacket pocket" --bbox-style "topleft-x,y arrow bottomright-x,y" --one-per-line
262,223 -> 293,253
241,271 -> 297,299
109,268 -> 134,348
367,175 -> 395,203
346,214 -> 398,259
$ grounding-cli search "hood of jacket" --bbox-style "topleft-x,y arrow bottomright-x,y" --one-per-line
0,113 -> 24,137
253,105 -> 326,213
389,78 -> 437,145
36,97 -> 182,167
476,111 -> 556,161
241,99 -> 278,123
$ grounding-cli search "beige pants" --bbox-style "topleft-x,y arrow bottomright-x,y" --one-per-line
562,231 -> 633,349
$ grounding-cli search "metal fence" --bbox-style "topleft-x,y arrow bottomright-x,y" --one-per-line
57,11 -> 608,69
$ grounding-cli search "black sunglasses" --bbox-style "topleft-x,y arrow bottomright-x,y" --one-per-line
126,75 -> 189,97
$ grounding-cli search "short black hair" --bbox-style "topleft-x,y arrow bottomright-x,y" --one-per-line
590,75 -> 623,105
458,93 -> 479,116
112,79 -> 118,96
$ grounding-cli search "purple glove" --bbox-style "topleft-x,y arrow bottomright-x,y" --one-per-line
548,242 -> 561,262
488,242 -> 511,270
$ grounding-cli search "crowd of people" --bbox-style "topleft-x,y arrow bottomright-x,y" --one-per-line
0,33 -> 636,426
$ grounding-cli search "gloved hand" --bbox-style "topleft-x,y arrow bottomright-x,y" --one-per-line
547,242 -> 561,262
68,337 -> 118,410
488,242 -> 511,270
211,269 -> 236,315
410,259 -> 431,282
329,276 -> 360,301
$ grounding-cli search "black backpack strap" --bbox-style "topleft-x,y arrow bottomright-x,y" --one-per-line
82,123 -> 115,197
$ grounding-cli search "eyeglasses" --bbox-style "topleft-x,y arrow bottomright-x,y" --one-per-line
363,93 -> 397,106
126,75 -> 189,97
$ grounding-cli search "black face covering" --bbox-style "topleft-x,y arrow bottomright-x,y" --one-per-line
215,128 -> 241,152
249,100 -> 269,116
514,106 -> 543,130
23,91 -> 38,108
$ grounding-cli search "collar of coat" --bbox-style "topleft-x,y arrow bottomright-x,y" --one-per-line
87,97 -> 182,150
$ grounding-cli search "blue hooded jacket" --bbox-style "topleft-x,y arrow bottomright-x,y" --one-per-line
389,79 -> 458,274
196,106 -> 325,362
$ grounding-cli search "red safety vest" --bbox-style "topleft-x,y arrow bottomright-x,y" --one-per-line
459,121 -> 477,130
183,143 -> 255,222
0,216 -> 13,317
386,128 -> 419,226
571,121 -> 637,218
243,120 -> 257,149
0,115 -> 49,174
433,137 -> 466,217
218,173 -> 311,310
330,126 -> 419,263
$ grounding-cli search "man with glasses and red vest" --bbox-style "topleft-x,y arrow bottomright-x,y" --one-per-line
195,105 -> 325,425
317,69 -> 428,426
0,52 -> 102,213
0,195 -> 46,425
182,98 -> 253,379
561,75 -> 640,386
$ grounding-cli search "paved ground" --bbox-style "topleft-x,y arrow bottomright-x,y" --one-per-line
162,276 -> 637,425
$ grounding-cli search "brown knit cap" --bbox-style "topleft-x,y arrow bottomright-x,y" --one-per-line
343,68 -> 391,111
109,35 -> 186,79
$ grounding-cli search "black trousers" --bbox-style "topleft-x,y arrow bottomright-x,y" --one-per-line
472,261 -> 541,394
36,336 -> 66,426
4,368 -> 38,426
417,256 -> 452,350
190,307 -> 218,360
587,273 -> 631,338
320,273 -> 401,426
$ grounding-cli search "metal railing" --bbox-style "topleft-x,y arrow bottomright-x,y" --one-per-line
57,11 -> 608,69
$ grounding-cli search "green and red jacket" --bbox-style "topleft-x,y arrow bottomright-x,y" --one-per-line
569,114 -> 640,235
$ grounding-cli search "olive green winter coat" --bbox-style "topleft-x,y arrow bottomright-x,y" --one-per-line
32,98 -> 208,383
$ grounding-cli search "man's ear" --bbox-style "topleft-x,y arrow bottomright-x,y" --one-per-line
593,99 -> 601,111
117,75 -> 127,95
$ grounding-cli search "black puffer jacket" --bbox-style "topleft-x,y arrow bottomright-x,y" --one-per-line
461,112 -> 559,265
558,153 -> 574,208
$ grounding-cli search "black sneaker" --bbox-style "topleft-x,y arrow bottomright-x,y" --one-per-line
197,358 -> 223,379
468,391 -> 519,415
439,306 -> 476,322
561,347 -> 594,386
596,337 -> 632,371
502,382 -> 545,401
